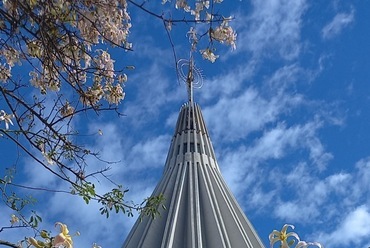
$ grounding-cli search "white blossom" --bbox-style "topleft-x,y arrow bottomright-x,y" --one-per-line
176,0 -> 191,12
0,110 -> 14,130
42,151 -> 55,165
269,224 -> 323,248
0,64 -> 11,82
60,102 -> 75,117
80,83 -> 104,106
94,50 -> 115,79
200,48 -> 219,63
10,214 -> 19,225
190,1 -> 209,21
205,12 -> 213,22
104,83 -> 125,105
27,40 -> 43,58
166,21 -> 173,31
211,19 -> 237,50
118,73 -> 128,83
0,47 -> 20,67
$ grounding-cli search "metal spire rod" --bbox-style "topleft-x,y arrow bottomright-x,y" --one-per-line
176,54 -> 203,103
186,55 -> 195,103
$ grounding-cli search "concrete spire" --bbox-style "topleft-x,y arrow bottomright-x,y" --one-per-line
122,102 -> 265,248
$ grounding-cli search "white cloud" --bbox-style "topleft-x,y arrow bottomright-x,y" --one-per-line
87,122 -> 124,164
22,159 -> 61,189
265,64 -> 317,91
273,164 -> 345,223
218,117 -> 331,205
274,201 -> 320,222
246,121 -> 328,163
239,0 -> 307,60
203,88 -> 303,142
200,61 -> 326,144
326,172 -> 352,194
199,59 -> 257,101
218,117 -> 331,171
267,155 -> 370,245
124,63 -> 184,127
306,135 -> 333,171
125,134 -> 170,171
317,205 -> 370,247
322,8 -> 355,40
354,157 -> 370,185
350,158 -> 370,204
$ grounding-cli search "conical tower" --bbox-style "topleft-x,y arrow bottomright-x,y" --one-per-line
123,61 -> 265,248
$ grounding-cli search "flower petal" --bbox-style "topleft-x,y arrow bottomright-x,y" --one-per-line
282,224 -> 295,233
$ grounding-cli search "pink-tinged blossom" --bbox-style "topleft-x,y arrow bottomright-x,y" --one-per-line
200,48 -> 219,63
211,19 -> 237,50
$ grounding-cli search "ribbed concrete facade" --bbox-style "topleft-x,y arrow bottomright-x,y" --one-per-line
123,102 -> 265,248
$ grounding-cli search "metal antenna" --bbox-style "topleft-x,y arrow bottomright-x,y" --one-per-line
187,55 -> 194,102
176,56 -> 203,103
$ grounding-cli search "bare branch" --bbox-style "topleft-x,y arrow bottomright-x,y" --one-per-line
0,239 -> 21,248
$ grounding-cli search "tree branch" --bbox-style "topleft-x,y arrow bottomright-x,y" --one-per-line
0,240 -> 21,248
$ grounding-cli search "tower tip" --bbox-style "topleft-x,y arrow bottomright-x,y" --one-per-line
176,58 -> 203,103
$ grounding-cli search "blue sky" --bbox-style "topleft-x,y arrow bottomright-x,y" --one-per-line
1,0 -> 370,247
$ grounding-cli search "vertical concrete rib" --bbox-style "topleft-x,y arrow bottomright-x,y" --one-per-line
122,102 -> 265,248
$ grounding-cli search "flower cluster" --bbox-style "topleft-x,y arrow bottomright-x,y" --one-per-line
175,0 -> 191,12
60,102 -> 75,117
191,1 -> 210,21
211,18 -> 237,50
77,0 -> 131,49
269,224 -> 323,248
200,48 -> 219,63
163,1 -> 237,63
104,83 -> 125,105
26,222 -> 103,248
0,46 -> 20,67
0,46 -> 20,82
2,0 -> 130,107
0,64 -> 11,82
28,222 -> 75,248
29,69 -> 61,94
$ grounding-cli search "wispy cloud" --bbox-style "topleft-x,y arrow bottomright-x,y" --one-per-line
322,8 -> 355,40
317,205 -> 370,247
218,116 -> 332,202
248,120 -> 332,170
238,0 -> 307,60
203,88 -> 303,142
199,59 -> 257,101
124,63 -> 183,127
124,134 -> 170,172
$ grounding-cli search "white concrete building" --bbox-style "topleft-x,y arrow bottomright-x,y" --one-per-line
123,64 -> 265,247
